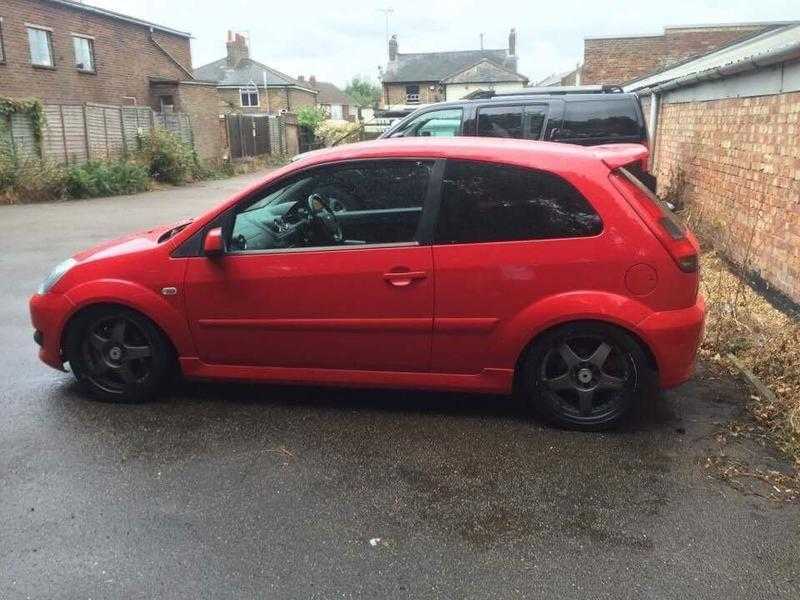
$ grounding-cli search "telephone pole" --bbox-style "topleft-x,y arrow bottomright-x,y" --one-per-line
378,7 -> 394,48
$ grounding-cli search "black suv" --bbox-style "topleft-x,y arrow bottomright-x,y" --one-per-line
379,85 -> 648,148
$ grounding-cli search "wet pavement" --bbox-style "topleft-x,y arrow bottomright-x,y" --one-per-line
1,174 -> 798,599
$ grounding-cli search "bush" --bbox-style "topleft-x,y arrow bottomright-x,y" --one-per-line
296,105 -> 327,131
314,119 -> 361,147
65,160 -> 150,199
137,128 -> 196,185
9,158 -> 68,203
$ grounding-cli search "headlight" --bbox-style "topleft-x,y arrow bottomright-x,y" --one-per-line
38,258 -> 77,294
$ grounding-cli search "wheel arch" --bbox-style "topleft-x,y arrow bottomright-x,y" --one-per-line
510,319 -> 659,395
60,280 -> 195,359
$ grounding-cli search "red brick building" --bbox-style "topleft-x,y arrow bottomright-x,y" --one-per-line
581,22 -> 790,85
0,0 -> 194,107
626,24 -> 800,305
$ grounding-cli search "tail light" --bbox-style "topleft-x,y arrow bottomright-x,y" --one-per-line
611,167 -> 699,273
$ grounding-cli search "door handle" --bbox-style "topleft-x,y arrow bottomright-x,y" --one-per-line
383,270 -> 427,287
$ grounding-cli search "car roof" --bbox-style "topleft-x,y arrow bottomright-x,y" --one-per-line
293,137 -> 648,173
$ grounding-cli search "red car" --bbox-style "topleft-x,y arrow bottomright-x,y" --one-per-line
30,138 -> 704,429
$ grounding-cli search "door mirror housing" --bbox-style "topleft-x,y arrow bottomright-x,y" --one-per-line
204,227 -> 224,256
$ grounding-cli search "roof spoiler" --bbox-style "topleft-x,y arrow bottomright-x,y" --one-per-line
593,144 -> 650,170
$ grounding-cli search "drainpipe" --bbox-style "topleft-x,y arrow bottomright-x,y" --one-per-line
648,92 -> 659,171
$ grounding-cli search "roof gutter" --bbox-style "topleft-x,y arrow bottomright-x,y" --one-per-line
630,39 -> 800,95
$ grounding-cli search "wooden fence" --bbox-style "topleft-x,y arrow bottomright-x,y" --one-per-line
3,103 -> 193,164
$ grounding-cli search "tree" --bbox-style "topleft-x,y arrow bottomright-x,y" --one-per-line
345,76 -> 382,108
296,105 -> 327,131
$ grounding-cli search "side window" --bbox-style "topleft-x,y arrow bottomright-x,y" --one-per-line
72,35 -> 95,72
477,106 -> 523,138
27,26 -> 54,67
435,160 -> 602,244
389,108 -> 463,138
556,100 -> 640,140
477,105 -> 548,140
230,160 -> 432,252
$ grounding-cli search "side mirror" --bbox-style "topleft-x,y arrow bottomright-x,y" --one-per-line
203,227 -> 224,257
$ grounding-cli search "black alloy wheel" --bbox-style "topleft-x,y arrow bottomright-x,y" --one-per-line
65,306 -> 174,402
521,322 -> 651,430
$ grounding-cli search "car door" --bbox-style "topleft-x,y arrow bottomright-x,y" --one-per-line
430,159 -> 605,374
183,159 -> 441,373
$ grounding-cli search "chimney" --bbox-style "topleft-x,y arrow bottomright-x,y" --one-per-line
388,34 -> 398,62
226,31 -> 249,67
298,75 -> 305,81
309,75 -> 316,84
508,28 -> 517,57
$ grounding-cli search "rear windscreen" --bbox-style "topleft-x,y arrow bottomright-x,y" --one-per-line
559,100 -> 641,140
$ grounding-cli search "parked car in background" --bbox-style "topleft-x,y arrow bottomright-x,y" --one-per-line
379,85 -> 655,187
30,138 -> 703,429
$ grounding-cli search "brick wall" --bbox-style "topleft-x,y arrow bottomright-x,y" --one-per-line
582,25 -> 770,85
217,87 -> 316,114
383,82 -> 442,106
0,0 -> 192,105
175,83 -> 225,161
653,93 -> 800,301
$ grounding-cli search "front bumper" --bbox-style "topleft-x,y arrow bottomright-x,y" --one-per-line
638,295 -> 706,389
29,292 -> 74,370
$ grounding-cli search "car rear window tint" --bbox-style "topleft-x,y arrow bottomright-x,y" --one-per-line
477,104 -> 547,140
559,100 -> 640,140
435,160 -> 602,244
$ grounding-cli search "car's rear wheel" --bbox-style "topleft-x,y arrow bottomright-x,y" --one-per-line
64,306 -> 174,403
519,322 -> 652,430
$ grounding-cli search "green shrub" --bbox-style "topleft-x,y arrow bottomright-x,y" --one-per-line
10,158 -> 67,203
136,128 -> 196,185
65,160 -> 150,199
296,105 -> 327,131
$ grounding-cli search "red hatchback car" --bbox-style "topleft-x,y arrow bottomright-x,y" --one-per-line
30,138 -> 704,429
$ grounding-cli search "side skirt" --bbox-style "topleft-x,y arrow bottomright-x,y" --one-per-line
179,358 -> 514,394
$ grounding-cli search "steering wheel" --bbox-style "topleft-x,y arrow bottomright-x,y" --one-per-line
305,193 -> 343,244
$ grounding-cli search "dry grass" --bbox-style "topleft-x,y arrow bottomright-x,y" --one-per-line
699,249 -> 800,466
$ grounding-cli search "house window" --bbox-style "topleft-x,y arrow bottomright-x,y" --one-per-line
27,26 -> 54,67
159,95 -> 175,112
72,35 -> 95,72
240,88 -> 259,107
0,18 -> 6,63
405,85 -> 420,104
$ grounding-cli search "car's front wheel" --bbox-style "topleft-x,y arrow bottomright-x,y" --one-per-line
519,322 -> 653,430
64,306 -> 175,403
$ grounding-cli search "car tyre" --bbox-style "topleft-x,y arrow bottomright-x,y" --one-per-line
64,306 -> 175,403
519,322 -> 653,431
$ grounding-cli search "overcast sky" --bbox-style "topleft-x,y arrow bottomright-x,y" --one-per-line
92,0 -> 797,87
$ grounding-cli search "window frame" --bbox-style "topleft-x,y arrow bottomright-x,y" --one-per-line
26,24 -> 55,68
180,158 -> 446,258
0,17 -> 6,65
239,88 -> 260,108
431,158 -> 604,246
71,33 -> 96,73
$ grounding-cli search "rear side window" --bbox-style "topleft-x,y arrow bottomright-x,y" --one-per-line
477,104 -> 547,139
557,100 -> 640,140
435,160 -> 602,244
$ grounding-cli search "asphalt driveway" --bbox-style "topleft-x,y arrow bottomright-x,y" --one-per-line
1,173 -> 798,599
